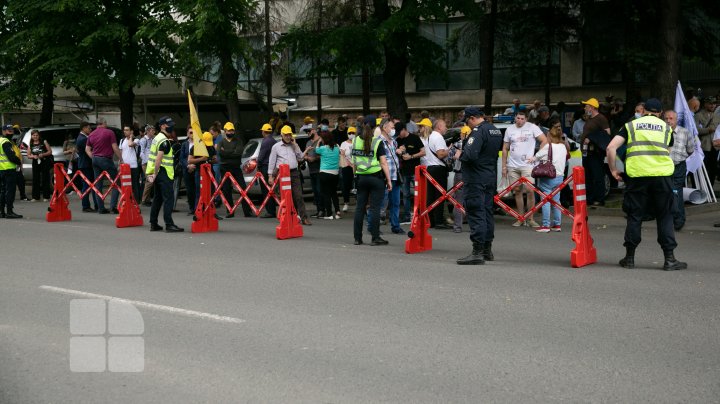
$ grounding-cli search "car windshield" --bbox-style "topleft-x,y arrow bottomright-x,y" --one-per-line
242,141 -> 259,159
37,128 -> 77,147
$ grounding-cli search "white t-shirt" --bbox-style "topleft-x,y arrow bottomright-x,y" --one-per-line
420,131 -> 447,166
340,140 -> 353,166
503,122 -> 544,168
119,138 -> 138,168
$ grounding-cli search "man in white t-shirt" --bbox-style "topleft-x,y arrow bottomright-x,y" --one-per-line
501,111 -> 547,227
421,118 -> 451,229
119,125 -> 141,202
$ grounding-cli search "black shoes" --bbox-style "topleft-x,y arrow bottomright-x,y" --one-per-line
82,208 -> 96,212
150,224 -> 163,231
354,239 -> 363,245
98,208 -> 110,214
370,237 -> 388,246
225,213 -> 235,218
165,224 -> 184,233
112,208 -> 119,214
482,241 -> 494,261
663,252 -> 687,271
457,242 -> 485,265
434,223 -> 452,230
619,256 -> 635,269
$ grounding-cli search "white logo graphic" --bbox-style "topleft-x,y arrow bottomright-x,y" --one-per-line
69,299 -> 145,372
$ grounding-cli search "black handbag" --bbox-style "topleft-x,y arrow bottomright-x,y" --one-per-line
429,146 -> 453,173
531,143 -> 557,178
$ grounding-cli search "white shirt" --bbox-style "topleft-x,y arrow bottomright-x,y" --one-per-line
420,131 -> 447,167
534,143 -> 567,175
119,138 -> 138,168
503,122 -> 544,168
340,139 -> 353,167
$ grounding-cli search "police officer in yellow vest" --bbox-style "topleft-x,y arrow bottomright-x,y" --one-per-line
351,115 -> 392,246
0,124 -> 23,219
607,98 -> 686,271
146,116 -> 183,232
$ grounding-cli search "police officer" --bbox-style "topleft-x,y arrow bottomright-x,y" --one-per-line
146,116 -> 183,232
606,98 -> 686,271
456,107 -> 504,265
0,124 -> 23,219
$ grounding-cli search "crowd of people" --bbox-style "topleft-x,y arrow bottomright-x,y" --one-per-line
1,93 -> 719,264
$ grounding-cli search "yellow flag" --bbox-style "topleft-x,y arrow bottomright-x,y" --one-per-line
188,90 -> 209,157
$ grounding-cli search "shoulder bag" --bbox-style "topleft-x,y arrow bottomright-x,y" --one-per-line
531,143 -> 557,178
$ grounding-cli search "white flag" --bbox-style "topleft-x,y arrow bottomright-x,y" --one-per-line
674,81 -> 704,173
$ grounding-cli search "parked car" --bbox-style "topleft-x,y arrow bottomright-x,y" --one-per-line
19,125 -> 122,181
240,133 -> 311,195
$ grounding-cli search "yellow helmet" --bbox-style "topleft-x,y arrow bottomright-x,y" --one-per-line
280,125 -> 294,137
261,123 -> 273,132
418,118 -> 432,128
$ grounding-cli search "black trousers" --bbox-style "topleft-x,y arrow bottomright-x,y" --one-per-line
0,168 -> 17,212
341,166 -> 354,204
32,161 -> 52,199
704,148 -> 719,187
464,182 -> 495,244
183,169 -> 197,212
671,161 -> 687,229
622,176 -> 677,252
16,169 -> 27,199
221,165 -> 252,216
319,172 -> 340,216
582,152 -> 606,204
150,170 -> 175,226
354,174 -> 385,241
426,165 -> 448,227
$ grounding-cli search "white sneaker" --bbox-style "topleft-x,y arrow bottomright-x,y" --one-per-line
342,203 -> 348,212
334,214 -> 341,220
321,216 -> 334,220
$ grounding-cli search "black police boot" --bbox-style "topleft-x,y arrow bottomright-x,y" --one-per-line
662,251 -> 687,271
619,247 -> 635,269
457,242 -> 485,265
5,210 -> 22,219
482,241 -> 494,261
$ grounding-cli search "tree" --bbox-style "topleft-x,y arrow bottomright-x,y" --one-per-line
281,0 -> 466,119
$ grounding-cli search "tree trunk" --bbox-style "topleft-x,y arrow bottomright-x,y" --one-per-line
383,50 -> 409,119
360,0 -> 370,115
544,44 -> 551,107
316,0 -> 323,122
482,0 -> 497,115
651,0 -> 682,106
39,75 -> 54,125
264,0 -> 273,111
118,86 -> 135,127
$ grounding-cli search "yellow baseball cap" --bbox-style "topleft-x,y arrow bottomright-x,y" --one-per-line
348,126 -> 357,134
460,125 -> 471,136
581,98 -> 599,109
303,116 -> 314,124
261,123 -> 272,132
202,132 -> 214,146
280,125 -> 294,137
418,118 -> 432,127
223,122 -> 235,131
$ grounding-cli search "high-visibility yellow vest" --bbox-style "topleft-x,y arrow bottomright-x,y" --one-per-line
145,132 -> 174,180
0,137 -> 18,170
351,136 -> 382,174
623,116 -> 674,178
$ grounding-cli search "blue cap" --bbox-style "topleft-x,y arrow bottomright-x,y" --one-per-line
363,115 -> 377,127
463,106 -> 483,119
645,98 -> 663,113
2,124 -> 13,131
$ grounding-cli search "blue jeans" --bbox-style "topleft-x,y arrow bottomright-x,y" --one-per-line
671,161 -> 686,229
538,176 -> 563,227
92,156 -> 119,212
401,174 -> 414,222
387,179 -> 401,231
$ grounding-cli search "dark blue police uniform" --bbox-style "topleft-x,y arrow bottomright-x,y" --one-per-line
458,120 -> 503,262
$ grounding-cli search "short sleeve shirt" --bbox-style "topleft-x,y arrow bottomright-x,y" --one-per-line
503,122 -> 543,168
420,131 -> 447,166
87,127 -> 117,158
119,138 -> 138,168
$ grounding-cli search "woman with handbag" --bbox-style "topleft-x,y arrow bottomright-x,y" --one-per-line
529,120 -> 569,233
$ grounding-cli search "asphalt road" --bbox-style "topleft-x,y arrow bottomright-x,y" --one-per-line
1,199 -> 719,403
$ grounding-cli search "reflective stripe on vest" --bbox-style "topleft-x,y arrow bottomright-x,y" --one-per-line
624,116 -> 674,177
351,136 -> 382,174
0,137 -> 18,170
145,133 -> 175,180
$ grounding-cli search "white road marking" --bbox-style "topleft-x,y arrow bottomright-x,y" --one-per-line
39,285 -> 245,324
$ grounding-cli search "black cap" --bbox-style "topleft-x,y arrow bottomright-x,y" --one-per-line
158,116 -> 174,126
463,106 -> 483,120
2,124 -> 13,131
645,98 -> 663,113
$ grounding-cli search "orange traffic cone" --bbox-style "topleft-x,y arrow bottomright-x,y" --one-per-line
275,164 -> 303,240
405,166 -> 432,253
46,163 -> 72,222
191,164 -> 219,233
115,164 -> 144,228
570,166 -> 597,268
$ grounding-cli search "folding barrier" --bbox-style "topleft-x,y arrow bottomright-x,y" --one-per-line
405,165 -> 465,254
46,162 -> 143,228
405,164 -> 597,268
191,163 -> 303,240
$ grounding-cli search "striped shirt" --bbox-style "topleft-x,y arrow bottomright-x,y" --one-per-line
381,135 -> 399,181
669,125 -> 696,164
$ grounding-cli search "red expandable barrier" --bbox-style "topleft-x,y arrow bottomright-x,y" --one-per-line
405,165 -> 465,253
47,163 -> 72,222
115,164 -> 143,228
570,166 -> 597,268
274,164 -> 303,240
191,163 -> 219,233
